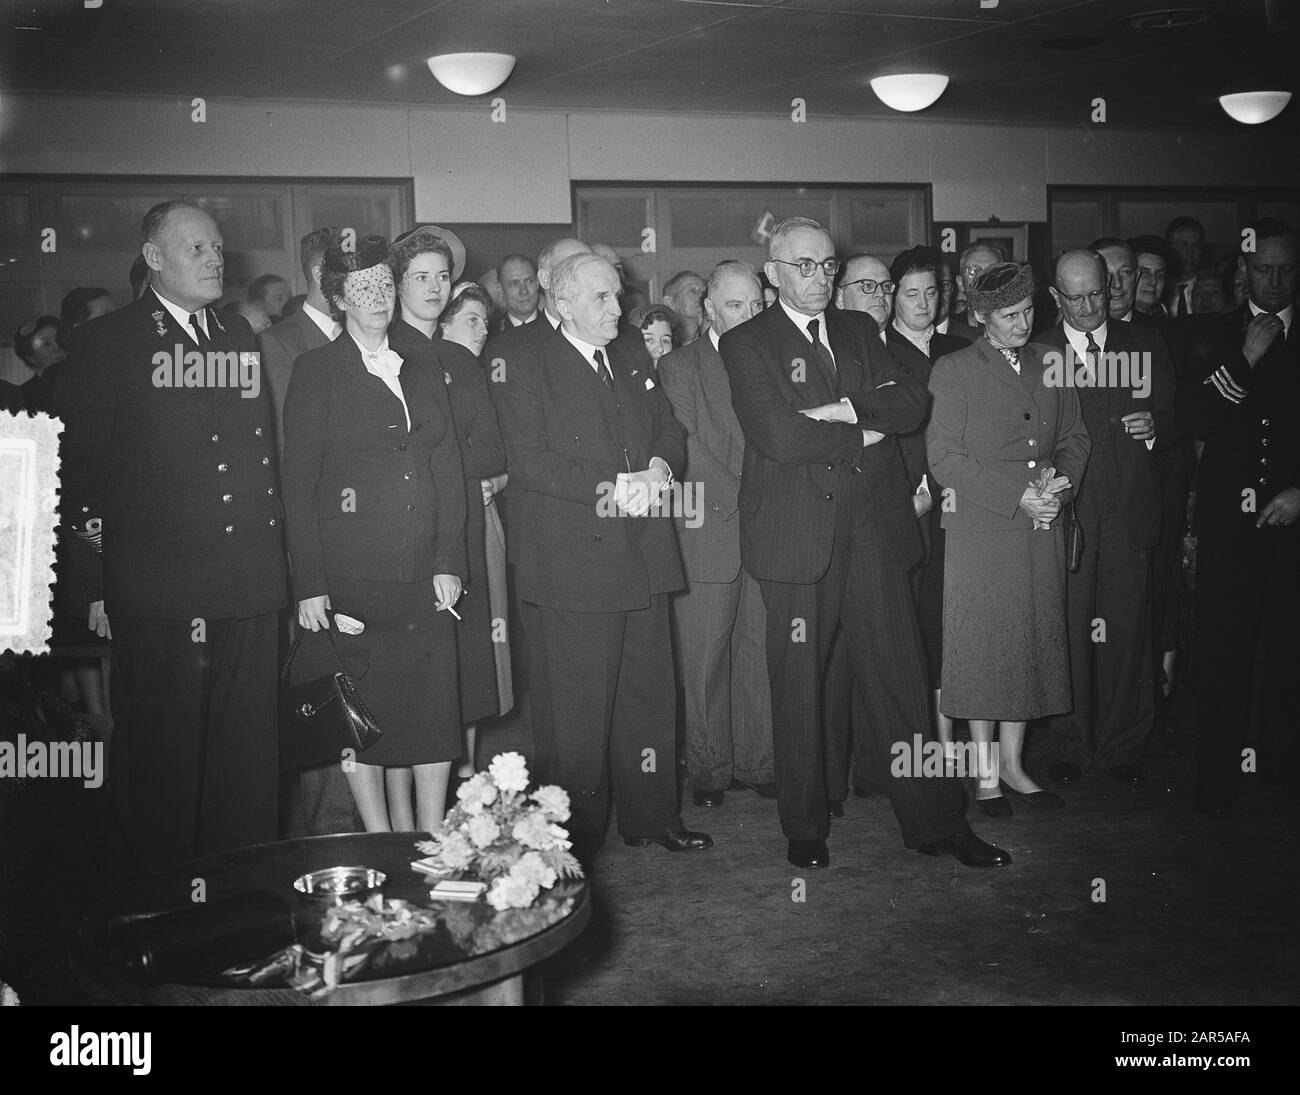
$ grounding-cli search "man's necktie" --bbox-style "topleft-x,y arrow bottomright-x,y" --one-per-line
806,318 -> 837,389
188,312 -> 212,349
593,348 -> 613,387
1176,286 -> 1188,318
1084,331 -> 1100,384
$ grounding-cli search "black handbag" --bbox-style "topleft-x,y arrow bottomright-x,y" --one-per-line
279,626 -> 383,770
1065,501 -> 1084,573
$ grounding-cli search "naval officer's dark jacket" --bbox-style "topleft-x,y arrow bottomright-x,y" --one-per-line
59,288 -> 287,620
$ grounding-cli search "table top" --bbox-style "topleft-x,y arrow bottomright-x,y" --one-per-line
73,832 -> 590,1005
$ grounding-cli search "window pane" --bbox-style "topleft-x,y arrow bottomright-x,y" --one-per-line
848,194 -> 918,254
306,193 -> 394,242
576,195 -> 648,249
0,192 -> 37,268
1052,200 -> 1102,252
669,194 -> 831,249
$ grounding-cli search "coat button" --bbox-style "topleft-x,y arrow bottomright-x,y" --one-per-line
262,456 -> 270,466
1261,438 -> 1268,447
399,443 -> 408,451
222,493 -> 233,504
224,524 -> 235,535
825,493 -> 834,501
1260,457 -> 1268,466
266,487 -> 274,496
594,533 -> 602,542
826,463 -> 834,472
406,503 -> 414,511
403,472 -> 413,480
1262,418 -> 1270,426
217,463 -> 228,473
211,433 -> 220,443
1028,460 -> 1037,469
268,518 -> 277,528
1028,439 -> 1037,447
1023,412 -> 1031,420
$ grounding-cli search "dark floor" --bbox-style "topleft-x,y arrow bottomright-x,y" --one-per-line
3,678 -> 1297,1006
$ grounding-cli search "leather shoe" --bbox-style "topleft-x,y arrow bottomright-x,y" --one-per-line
827,799 -> 844,819
624,821 -> 713,852
999,780 -> 1065,809
920,829 -> 1012,868
1049,762 -> 1082,783
976,795 -> 1012,817
730,778 -> 779,799
787,838 -> 829,869
692,788 -> 725,808
1110,764 -> 1143,784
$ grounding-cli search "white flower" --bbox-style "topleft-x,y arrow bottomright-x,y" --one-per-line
513,851 -> 557,890
466,813 -> 501,849
512,811 -> 554,850
456,772 -> 497,813
488,752 -> 530,794
531,784 -> 571,822
438,830 -> 474,870
486,873 -> 539,911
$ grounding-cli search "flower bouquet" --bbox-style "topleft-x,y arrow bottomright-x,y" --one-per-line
414,752 -> 583,911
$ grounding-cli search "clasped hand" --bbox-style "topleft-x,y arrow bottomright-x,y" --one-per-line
1020,466 -> 1071,528
613,465 -> 670,517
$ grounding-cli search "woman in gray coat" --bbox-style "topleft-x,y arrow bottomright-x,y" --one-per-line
926,263 -> 1091,816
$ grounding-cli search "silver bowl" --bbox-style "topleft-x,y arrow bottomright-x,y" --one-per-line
292,866 -> 387,900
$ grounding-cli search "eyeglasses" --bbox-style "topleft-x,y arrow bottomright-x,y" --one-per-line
842,278 -> 895,296
1056,289 -> 1107,308
772,257 -> 841,279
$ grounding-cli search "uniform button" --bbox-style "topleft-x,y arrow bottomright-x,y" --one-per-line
262,457 -> 271,466
826,463 -> 834,472
1023,412 -> 1031,420
1262,418 -> 1270,426
1260,457 -> 1268,466
1028,460 -> 1037,469
254,427 -> 263,437
211,433 -> 220,443
1261,438 -> 1268,447
221,493 -> 233,504
1028,439 -> 1037,447
217,463 -> 228,473
224,524 -> 235,535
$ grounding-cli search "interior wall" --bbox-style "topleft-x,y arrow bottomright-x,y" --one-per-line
1,94 -> 1287,226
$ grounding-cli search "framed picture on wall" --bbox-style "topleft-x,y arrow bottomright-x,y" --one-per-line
966,223 -> 1028,262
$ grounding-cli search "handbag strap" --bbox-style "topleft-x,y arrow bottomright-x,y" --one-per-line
279,622 -> 349,686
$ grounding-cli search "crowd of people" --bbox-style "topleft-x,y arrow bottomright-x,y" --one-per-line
4,201 -> 1295,877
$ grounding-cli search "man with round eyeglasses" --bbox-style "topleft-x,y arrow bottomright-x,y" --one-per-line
835,253 -> 894,332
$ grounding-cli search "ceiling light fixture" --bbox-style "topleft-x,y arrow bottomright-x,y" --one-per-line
427,52 -> 516,96
1218,90 -> 1291,124
870,73 -> 949,113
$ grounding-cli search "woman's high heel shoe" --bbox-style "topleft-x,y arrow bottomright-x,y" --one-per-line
999,779 -> 1064,810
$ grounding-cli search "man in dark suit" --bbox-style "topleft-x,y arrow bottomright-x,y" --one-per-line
59,201 -> 286,873
257,229 -> 340,455
256,228 -> 355,839
1177,219 -> 1299,815
494,251 -> 710,858
658,260 -> 774,809
1040,250 -> 1176,785
720,217 -> 1007,870
494,253 -> 541,333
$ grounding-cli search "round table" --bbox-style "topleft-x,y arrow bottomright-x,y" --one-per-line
72,832 -> 590,1005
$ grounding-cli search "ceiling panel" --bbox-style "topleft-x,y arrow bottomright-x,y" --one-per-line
0,0 -> 1295,132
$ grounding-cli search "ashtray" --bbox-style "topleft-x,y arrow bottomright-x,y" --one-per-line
292,866 -> 387,900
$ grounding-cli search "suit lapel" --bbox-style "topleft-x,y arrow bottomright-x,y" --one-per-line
973,335 -> 1032,399
771,306 -> 834,404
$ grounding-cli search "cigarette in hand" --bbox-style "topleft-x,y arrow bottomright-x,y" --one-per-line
439,604 -> 462,620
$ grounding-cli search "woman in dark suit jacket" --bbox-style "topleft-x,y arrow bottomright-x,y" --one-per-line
388,231 -> 509,779
281,236 -> 467,833
926,263 -> 1090,816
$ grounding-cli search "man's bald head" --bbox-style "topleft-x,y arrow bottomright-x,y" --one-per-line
1050,249 -> 1109,333
836,253 -> 893,326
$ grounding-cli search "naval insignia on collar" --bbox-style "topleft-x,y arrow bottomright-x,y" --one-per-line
151,309 -> 168,338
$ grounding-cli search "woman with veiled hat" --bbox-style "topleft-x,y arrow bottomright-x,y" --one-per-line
281,234 -> 468,832
926,262 -> 1091,817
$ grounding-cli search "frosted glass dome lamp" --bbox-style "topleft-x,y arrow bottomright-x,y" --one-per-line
870,73 -> 950,112
427,52 -> 517,96
1218,90 -> 1291,124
